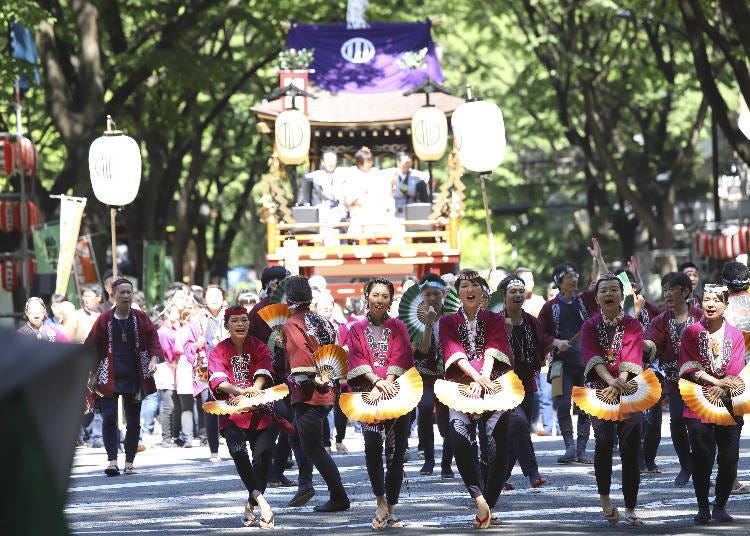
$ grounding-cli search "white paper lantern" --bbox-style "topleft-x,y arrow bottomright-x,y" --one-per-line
451,100 -> 506,173
88,133 -> 142,206
411,105 -> 448,162
275,109 -> 311,165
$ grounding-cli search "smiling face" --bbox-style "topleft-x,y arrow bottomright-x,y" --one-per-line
663,284 -> 690,310
26,301 -> 46,328
366,283 -> 392,320
458,279 -> 482,311
504,286 -> 526,312
596,279 -> 623,316
226,313 -> 250,339
702,292 -> 727,321
558,270 -> 579,295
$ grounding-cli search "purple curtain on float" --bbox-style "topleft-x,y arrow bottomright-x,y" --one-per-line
286,20 -> 444,94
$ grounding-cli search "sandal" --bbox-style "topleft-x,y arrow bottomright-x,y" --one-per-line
242,509 -> 258,527
531,477 -> 547,488
502,483 -> 514,491
386,515 -> 405,528
603,506 -> 620,524
258,513 -> 274,530
490,516 -> 502,526
624,514 -> 644,526
371,515 -> 388,531
104,465 -> 120,477
123,466 -> 138,475
472,510 -> 491,529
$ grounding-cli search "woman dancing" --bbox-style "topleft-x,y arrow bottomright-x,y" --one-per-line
438,270 -> 512,529
498,275 -> 547,490
207,305 -> 277,529
679,284 -> 746,524
346,277 -> 414,530
580,275 -> 644,525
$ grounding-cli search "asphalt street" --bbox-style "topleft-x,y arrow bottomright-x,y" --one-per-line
66,416 -> 750,535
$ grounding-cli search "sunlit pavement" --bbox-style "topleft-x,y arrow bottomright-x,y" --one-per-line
66,416 -> 750,535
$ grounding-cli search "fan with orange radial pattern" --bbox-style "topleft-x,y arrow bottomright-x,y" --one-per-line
339,367 -> 423,424
620,368 -> 663,414
731,364 -> 750,415
572,385 -> 624,421
678,378 -> 736,426
257,303 -> 291,352
313,344 -> 348,381
202,384 -> 289,415
434,371 -> 525,414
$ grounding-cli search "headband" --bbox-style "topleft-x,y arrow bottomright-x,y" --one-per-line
225,305 -> 248,316
504,277 -> 525,291
457,270 -> 481,282
419,280 -> 446,291
722,277 -> 749,287
703,284 -> 728,294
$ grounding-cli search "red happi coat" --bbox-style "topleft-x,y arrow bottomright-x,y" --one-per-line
644,306 -> 703,394
678,319 -> 746,423
439,308 -> 512,383
208,336 -> 274,431
346,316 -> 414,389
85,308 -> 162,398
581,313 -> 644,389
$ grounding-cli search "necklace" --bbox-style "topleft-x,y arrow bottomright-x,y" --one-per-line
460,308 -> 478,357
115,316 -> 129,343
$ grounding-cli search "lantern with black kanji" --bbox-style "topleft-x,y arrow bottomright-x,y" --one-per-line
411,105 -> 448,162
15,200 -> 38,234
275,108 -> 311,165
1,259 -> 17,291
0,200 -> 18,233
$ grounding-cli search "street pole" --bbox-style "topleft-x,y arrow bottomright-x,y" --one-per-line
480,173 -> 496,270
711,109 -> 721,222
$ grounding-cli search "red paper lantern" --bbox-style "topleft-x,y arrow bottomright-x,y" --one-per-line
1,259 -> 17,291
14,200 -> 38,234
22,257 -> 36,289
0,138 -> 13,176
0,200 -> 18,233
16,136 -> 37,176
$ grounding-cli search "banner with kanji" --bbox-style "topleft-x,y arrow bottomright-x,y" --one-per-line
55,196 -> 87,295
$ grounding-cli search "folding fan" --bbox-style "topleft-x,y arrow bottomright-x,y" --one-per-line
572,369 -> 662,421
434,370 -> 525,414
486,290 -> 504,314
313,344 -> 348,382
443,286 -> 461,315
257,303 -> 291,352
202,384 -> 289,415
678,378 -> 736,426
397,285 -> 430,341
339,367 -> 423,424
731,363 -> 750,415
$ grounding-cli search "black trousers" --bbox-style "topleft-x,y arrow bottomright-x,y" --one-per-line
591,413 -> 641,509
686,418 -> 743,509
666,393 -> 692,473
333,398 -> 348,444
506,394 -> 541,481
450,408 -> 509,508
292,403 -> 348,501
641,395 -> 663,466
362,414 -> 410,505
556,363 -> 591,454
100,393 -> 141,463
222,423 -> 277,505
199,388 -> 220,454
417,377 -> 453,464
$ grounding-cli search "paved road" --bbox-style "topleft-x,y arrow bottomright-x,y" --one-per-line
66,418 -> 750,535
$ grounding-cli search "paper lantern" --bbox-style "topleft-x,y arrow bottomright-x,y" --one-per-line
0,138 -> 13,176
275,108 -> 311,165
17,136 -> 37,176
2,259 -> 17,291
0,200 -> 17,233
451,100 -> 506,173
22,257 -> 36,289
411,105 -> 448,162
88,131 -> 142,206
15,200 -> 38,234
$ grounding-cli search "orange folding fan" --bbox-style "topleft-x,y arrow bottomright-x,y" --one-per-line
433,371 -> 525,414
313,344 -> 348,382
202,384 -> 289,415
257,303 -> 291,352
572,369 -> 662,421
339,367 -> 423,424
731,363 -> 750,415
678,378 -> 736,426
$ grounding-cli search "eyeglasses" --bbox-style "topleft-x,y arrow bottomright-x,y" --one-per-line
562,272 -> 579,280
